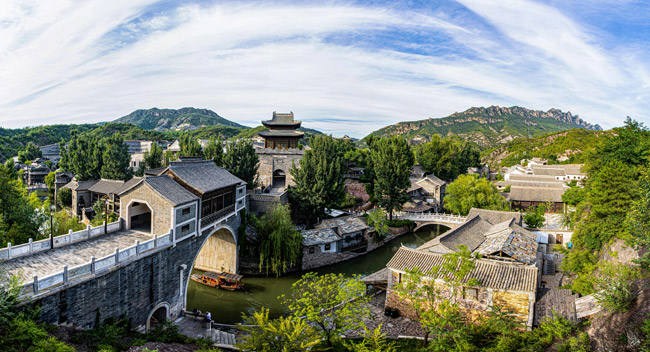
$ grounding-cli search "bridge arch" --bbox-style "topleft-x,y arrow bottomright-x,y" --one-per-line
414,222 -> 451,233
146,302 -> 170,331
183,225 -> 238,307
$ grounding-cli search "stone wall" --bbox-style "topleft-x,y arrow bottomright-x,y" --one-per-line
193,228 -> 237,273
256,148 -> 304,188
247,192 -> 288,216
34,214 -> 241,330
119,183 -> 174,236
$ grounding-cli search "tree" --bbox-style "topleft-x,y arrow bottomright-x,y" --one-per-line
627,167 -> 650,269
0,267 -> 22,326
17,142 -> 42,163
250,204 -> 303,276
592,262 -> 645,313
143,141 -> 164,170
370,136 -> 414,220
443,174 -> 510,215
4,159 -> 17,180
343,325 -> 397,352
290,135 -> 346,225
58,132 -> 103,181
223,140 -> 259,189
179,135 -> 203,158
58,188 -> 72,208
561,182 -> 586,206
203,136 -> 223,167
41,211 -> 85,237
236,308 -> 321,352
100,133 -> 132,181
366,208 -> 389,241
415,135 -> 480,182
393,245 -> 479,346
523,205 -> 546,228
44,171 -> 57,193
0,164 -> 43,246
282,272 -> 370,348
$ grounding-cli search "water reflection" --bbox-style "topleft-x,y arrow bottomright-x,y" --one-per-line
186,226 -> 446,324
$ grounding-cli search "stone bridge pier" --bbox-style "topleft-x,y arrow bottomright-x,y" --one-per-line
34,215 -> 241,331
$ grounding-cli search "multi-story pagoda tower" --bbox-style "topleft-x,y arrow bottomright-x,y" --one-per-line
258,112 -> 304,149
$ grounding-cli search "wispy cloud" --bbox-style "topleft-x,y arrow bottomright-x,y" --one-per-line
0,0 -> 648,137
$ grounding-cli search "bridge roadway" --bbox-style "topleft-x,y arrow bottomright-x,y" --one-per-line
3,230 -> 152,283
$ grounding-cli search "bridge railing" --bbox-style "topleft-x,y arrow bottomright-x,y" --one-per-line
0,220 -> 122,261
393,211 -> 467,224
21,231 -> 173,297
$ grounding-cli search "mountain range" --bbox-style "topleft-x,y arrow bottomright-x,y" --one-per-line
113,107 -> 245,131
364,106 -> 602,149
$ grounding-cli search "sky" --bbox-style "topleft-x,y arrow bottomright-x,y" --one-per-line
1,0 -> 649,138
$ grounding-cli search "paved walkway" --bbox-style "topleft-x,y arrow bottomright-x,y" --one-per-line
2,230 -> 153,280
174,316 -> 238,349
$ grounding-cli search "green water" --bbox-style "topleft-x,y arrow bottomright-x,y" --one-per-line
185,226 -> 446,324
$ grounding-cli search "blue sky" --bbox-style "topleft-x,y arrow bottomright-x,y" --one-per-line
1,0 -> 649,137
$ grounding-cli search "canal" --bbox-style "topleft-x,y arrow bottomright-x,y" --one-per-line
185,225 -> 448,324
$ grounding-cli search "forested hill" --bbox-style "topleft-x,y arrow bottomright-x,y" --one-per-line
364,106 -> 602,149
113,107 -> 245,131
482,128 -> 614,168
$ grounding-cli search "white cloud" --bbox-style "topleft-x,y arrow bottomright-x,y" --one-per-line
0,0 -> 648,137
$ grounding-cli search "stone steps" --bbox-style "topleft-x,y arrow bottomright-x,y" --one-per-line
207,327 -> 237,348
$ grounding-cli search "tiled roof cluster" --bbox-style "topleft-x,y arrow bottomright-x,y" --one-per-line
475,222 -> 539,265
140,175 -> 198,206
387,247 -> 538,292
508,187 -> 566,203
88,178 -> 142,195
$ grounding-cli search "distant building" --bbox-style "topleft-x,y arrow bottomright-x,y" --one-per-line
22,159 -> 51,186
41,144 -> 62,167
255,112 -> 305,190
406,166 -> 446,212
302,215 -> 370,270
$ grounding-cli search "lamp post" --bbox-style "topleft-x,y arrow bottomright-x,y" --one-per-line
50,204 -> 56,249
104,198 -> 109,234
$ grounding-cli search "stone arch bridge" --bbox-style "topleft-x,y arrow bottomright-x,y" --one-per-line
1,212 -> 242,331
393,212 -> 466,231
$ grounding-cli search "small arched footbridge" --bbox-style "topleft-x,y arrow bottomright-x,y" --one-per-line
393,212 -> 467,231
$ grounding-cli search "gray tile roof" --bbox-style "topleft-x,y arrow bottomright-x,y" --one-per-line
474,224 -> 539,265
142,175 -> 199,206
315,215 -> 368,235
509,186 -> 566,203
87,178 -> 143,195
531,166 -> 566,177
467,208 -> 522,226
168,160 -> 245,194
302,228 -> 339,246
418,215 -> 494,253
66,180 -> 99,191
387,247 -> 538,292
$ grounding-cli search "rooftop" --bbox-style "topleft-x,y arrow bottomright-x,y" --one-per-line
466,208 -> 522,226
302,228 -> 339,246
315,215 -> 369,235
387,247 -> 538,292
167,160 -> 245,194
509,186 -> 566,203
262,111 -> 302,128
120,175 -> 199,206
87,177 -> 143,195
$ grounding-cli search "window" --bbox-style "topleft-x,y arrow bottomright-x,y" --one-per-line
309,247 -> 315,254
324,243 -> 331,251
181,224 -> 190,233
182,207 -> 190,216
464,287 -> 478,301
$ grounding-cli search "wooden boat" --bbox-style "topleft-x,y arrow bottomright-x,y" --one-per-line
191,271 -> 244,291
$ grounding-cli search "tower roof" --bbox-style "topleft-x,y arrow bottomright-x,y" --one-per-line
262,111 -> 302,129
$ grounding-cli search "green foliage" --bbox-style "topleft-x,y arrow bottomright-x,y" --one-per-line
203,136 -> 224,167
179,134 -> 204,158
17,142 -> 43,163
282,272 -> 370,347
143,141 -> 164,170
42,210 -> 86,237
223,139 -> 259,189
443,174 -> 510,215
523,205 -> 546,228
100,133 -> 132,181
44,171 -> 56,192
114,107 -> 245,130
366,208 -> 389,241
290,135 -> 346,225
58,187 -> 72,207
562,182 -> 586,206
0,124 -> 98,162
415,135 -> 480,182
0,270 -> 22,326
342,325 -> 397,352
0,163 -> 44,246
237,307 -> 321,352
627,168 -> 650,270
251,204 -> 303,276
592,262 -> 645,313
370,136 -> 414,219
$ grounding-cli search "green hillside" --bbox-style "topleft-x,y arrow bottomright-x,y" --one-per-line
481,128 -> 614,168
363,106 -> 602,150
113,107 -> 245,131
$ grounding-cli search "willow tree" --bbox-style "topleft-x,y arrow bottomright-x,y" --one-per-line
252,204 -> 303,276
289,135 -> 346,226
370,136 -> 414,220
